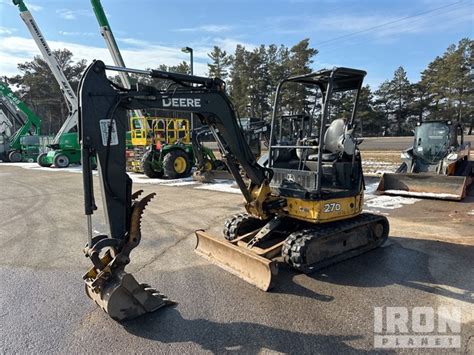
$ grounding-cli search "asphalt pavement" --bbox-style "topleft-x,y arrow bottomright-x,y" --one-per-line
0,165 -> 473,353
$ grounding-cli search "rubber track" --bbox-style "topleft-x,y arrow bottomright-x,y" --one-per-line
223,213 -> 253,241
223,213 -> 268,241
282,213 -> 389,272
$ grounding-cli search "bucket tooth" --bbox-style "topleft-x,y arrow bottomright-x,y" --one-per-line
376,173 -> 468,201
194,230 -> 278,291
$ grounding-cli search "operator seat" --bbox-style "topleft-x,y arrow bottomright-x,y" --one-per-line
305,118 -> 346,162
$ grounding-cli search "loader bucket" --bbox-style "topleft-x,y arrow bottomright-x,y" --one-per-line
376,173 -> 468,201
85,270 -> 174,322
195,230 -> 278,291
193,169 -> 234,183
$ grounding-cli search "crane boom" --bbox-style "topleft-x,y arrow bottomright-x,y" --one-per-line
13,0 -> 78,144
91,0 -> 142,118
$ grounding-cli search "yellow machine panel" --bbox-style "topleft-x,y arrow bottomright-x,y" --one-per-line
285,193 -> 363,223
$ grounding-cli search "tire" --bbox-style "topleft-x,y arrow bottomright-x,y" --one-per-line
37,153 -> 52,167
54,154 -> 70,168
8,150 -> 22,162
203,159 -> 214,172
163,150 -> 192,179
142,150 -> 164,178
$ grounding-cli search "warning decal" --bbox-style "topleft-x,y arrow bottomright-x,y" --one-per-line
99,119 -> 118,146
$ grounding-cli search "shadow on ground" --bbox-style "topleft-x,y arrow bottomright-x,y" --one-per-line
123,308 -> 379,354
276,235 -> 474,304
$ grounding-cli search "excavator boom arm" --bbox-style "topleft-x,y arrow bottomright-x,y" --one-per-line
80,61 -> 269,240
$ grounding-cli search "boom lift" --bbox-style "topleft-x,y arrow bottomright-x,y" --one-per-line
90,0 -> 142,118
0,98 -> 18,139
377,120 -> 473,200
0,81 -> 43,162
13,0 -> 80,168
79,61 -> 389,321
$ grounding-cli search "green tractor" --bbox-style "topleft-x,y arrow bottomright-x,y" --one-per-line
142,141 -> 195,179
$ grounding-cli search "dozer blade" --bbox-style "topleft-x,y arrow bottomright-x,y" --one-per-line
376,173 -> 468,201
85,270 -> 174,322
195,230 -> 278,291
193,169 -> 234,183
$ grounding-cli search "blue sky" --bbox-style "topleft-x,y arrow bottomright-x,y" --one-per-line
0,0 -> 472,88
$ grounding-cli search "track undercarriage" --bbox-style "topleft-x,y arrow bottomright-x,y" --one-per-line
195,212 -> 389,291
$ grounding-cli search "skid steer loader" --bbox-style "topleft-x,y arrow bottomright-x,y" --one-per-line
79,61 -> 389,321
377,120 -> 473,200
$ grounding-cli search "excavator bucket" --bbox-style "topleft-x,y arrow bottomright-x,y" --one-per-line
83,192 -> 175,321
376,173 -> 468,201
84,267 -> 174,321
194,230 -> 278,291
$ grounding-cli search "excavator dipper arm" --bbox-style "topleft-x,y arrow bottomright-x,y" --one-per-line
79,60 -> 274,320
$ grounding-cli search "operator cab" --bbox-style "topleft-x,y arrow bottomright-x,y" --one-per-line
268,67 -> 366,200
413,120 -> 461,164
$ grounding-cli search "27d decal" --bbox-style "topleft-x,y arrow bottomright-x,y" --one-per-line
323,203 -> 341,213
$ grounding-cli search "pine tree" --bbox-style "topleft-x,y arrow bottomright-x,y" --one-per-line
207,46 -> 232,80
420,38 -> 473,128
228,45 -> 251,116
374,67 -> 413,135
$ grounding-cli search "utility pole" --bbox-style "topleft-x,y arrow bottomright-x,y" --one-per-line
181,46 -> 194,131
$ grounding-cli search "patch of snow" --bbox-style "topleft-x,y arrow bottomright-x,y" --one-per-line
1,162 -> 84,174
127,173 -> 194,185
365,195 -> 419,210
195,181 -> 241,194
383,190 -> 460,199
365,181 -> 380,195
161,181 -> 198,187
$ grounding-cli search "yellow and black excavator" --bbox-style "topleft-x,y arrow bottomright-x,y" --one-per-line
79,61 -> 389,321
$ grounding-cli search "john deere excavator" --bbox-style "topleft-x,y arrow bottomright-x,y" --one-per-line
79,61 -> 389,321
377,120 -> 473,200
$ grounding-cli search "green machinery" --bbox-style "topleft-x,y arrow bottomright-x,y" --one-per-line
91,0 -> 216,179
0,81 -> 45,162
14,0 -> 81,168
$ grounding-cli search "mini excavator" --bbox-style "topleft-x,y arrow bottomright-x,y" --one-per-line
79,61 -> 389,321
